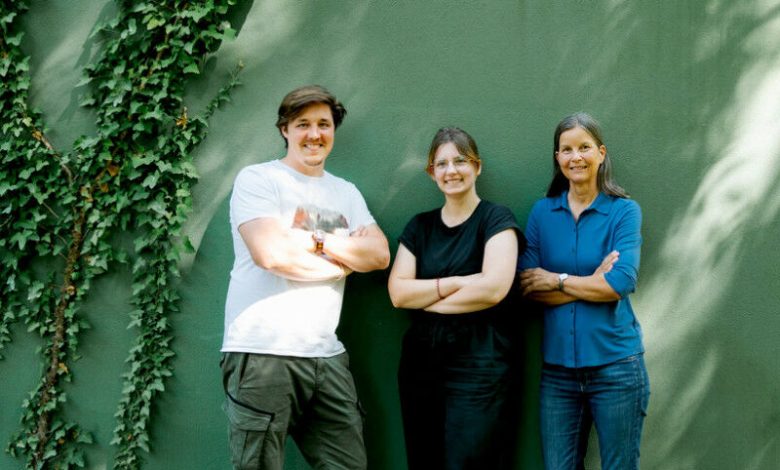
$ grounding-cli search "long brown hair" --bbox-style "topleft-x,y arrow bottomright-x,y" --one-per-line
546,113 -> 628,198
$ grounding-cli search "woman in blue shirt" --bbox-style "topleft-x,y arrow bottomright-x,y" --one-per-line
519,113 -> 649,469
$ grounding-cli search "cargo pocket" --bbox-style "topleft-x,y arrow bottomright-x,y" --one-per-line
225,393 -> 274,470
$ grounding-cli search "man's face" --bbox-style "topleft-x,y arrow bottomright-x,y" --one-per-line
281,103 -> 335,176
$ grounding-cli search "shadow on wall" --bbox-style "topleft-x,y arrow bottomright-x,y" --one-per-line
598,1 -> 780,469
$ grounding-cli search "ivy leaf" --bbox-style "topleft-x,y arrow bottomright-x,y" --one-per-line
1,2 -> 242,466
75,75 -> 93,88
182,6 -> 210,22
146,17 -> 164,30
143,107 -> 164,122
182,62 -> 199,74
27,281 -> 45,301
1,12 -> 18,24
182,237 -> 195,254
19,167 -> 34,180
0,181 -> 12,196
222,27 -> 237,41
149,379 -> 164,392
141,173 -> 159,188
127,18 -> 137,36
10,232 -> 27,250
79,94 -> 96,107
6,32 -> 24,46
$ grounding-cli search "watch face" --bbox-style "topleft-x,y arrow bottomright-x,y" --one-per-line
313,230 -> 325,254
558,273 -> 568,290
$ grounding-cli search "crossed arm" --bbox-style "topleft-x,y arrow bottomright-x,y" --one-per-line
387,229 -> 518,314
519,250 -> 621,305
239,217 -> 390,282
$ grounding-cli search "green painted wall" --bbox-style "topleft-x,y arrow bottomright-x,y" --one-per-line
2,0 -> 779,468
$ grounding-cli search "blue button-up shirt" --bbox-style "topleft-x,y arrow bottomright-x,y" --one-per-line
519,191 -> 644,368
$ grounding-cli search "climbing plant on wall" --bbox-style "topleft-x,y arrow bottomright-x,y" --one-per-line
0,1 -> 241,468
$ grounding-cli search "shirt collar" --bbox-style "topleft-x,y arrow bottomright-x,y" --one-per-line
553,191 -> 612,215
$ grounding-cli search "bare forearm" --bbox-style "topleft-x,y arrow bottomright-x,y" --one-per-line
522,271 -> 618,303
388,276 -> 467,310
427,230 -> 518,314
240,221 -> 347,282
262,243 -> 346,281
520,252 -> 621,303
561,274 -> 620,302
322,234 -> 390,272
266,260 -> 345,281
425,276 -> 511,314
388,236 -> 511,313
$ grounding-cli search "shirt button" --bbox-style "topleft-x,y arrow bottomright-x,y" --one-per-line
570,330 -> 574,335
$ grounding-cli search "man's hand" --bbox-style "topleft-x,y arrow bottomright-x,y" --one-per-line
320,223 -> 390,272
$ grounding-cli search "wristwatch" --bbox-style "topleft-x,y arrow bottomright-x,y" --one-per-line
312,229 -> 326,254
557,273 -> 569,291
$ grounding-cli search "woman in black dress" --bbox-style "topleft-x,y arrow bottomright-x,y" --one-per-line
388,127 -> 524,469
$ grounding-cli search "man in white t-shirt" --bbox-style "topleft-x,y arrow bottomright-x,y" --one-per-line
221,85 -> 390,470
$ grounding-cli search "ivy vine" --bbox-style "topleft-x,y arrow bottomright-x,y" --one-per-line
1,1 -> 241,468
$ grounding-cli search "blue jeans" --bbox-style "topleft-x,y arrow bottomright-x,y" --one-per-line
540,354 -> 650,470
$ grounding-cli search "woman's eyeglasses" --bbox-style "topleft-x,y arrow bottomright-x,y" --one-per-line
429,155 -> 479,172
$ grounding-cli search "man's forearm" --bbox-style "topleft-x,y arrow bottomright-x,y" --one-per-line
321,231 -> 390,272
240,220 -> 348,282
260,236 -> 347,282
265,253 -> 346,282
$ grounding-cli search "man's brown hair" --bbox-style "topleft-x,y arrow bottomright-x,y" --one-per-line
276,85 -> 347,146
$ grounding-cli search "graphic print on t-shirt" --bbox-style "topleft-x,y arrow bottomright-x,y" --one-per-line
292,205 -> 349,235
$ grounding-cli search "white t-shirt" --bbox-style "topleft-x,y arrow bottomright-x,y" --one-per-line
222,160 -> 376,357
